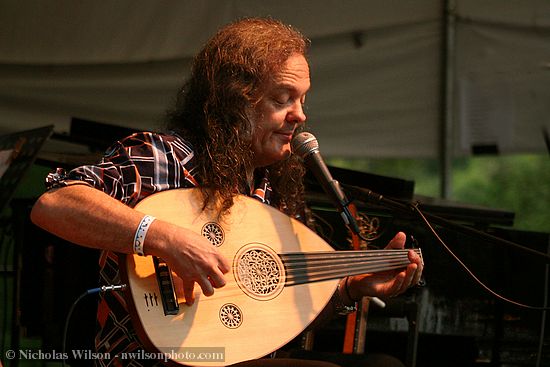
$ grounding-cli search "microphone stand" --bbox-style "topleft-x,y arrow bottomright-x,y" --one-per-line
342,183 -> 550,264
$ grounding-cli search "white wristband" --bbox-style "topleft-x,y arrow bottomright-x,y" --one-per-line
133,215 -> 156,256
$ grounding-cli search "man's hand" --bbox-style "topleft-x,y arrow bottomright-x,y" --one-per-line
345,232 -> 423,301
147,220 -> 231,306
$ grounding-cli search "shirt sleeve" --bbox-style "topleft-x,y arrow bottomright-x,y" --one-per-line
45,132 -> 198,207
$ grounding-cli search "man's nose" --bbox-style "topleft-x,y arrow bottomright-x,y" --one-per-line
288,101 -> 306,124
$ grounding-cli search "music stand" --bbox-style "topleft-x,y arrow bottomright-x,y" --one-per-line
0,125 -> 53,213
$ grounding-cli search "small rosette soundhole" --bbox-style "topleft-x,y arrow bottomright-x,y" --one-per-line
219,303 -> 243,329
201,222 -> 224,246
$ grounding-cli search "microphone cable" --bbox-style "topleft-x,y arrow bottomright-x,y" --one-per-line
412,203 -> 550,311
61,284 -> 127,367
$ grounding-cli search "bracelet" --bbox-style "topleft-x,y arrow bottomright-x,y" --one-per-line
331,279 -> 357,316
133,215 -> 156,256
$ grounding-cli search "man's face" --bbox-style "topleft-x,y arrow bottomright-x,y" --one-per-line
248,54 -> 310,168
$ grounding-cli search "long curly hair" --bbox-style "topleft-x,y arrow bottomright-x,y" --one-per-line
165,17 -> 310,216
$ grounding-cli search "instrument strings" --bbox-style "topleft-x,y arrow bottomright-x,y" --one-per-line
282,249 -> 420,285
176,249 -> 421,303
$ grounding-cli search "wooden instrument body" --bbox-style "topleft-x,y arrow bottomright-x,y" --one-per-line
121,189 -> 339,366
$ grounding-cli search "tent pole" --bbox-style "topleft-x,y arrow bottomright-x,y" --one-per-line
440,0 -> 456,199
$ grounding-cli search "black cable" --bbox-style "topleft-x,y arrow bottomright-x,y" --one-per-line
61,284 -> 126,367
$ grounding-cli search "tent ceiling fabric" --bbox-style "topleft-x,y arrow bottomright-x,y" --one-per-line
0,0 -> 440,64
0,0 -> 549,158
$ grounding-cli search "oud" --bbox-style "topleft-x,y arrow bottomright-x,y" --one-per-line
120,188 -> 421,366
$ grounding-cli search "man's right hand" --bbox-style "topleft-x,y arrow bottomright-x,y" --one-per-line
146,220 -> 231,305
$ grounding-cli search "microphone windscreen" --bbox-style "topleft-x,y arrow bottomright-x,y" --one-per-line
291,132 -> 319,159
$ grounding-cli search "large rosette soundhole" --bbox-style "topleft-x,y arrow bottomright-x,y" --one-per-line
234,244 -> 285,301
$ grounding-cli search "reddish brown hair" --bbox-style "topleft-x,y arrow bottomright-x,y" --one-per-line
166,17 -> 310,215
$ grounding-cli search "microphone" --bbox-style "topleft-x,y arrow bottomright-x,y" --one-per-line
292,132 -> 361,235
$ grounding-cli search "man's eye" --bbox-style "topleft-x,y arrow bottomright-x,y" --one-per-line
273,93 -> 290,105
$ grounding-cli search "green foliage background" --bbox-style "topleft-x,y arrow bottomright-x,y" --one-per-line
328,154 -> 550,233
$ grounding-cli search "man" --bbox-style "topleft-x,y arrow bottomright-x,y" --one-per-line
31,17 -> 422,366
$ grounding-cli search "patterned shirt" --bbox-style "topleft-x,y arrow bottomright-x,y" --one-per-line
47,131 -> 273,366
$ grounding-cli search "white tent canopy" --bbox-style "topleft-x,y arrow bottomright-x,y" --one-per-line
0,0 -> 549,158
